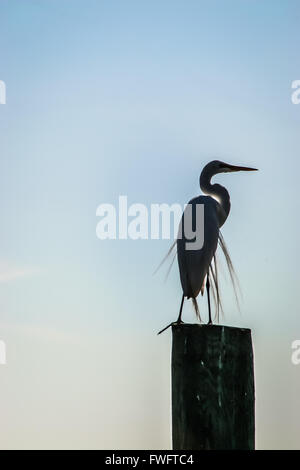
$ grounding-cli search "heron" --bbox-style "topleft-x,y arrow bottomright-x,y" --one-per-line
158,160 -> 257,334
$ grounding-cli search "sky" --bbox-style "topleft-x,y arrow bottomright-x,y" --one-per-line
0,0 -> 300,449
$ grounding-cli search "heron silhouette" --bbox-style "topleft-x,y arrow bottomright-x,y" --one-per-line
158,160 -> 257,334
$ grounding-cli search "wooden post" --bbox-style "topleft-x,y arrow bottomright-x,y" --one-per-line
172,324 -> 255,450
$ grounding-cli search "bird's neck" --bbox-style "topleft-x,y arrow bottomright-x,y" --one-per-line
200,175 -> 231,227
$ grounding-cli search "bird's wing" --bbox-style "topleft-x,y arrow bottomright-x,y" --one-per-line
177,196 -> 219,299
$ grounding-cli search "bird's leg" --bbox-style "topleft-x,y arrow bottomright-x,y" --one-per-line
176,294 -> 185,324
206,273 -> 213,325
157,294 -> 185,335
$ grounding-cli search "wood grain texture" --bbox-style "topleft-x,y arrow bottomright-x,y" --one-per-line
172,324 -> 255,450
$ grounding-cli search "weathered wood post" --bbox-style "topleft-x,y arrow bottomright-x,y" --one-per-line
172,324 -> 255,450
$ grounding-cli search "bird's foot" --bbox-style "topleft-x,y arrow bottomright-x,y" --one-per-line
157,320 -> 185,335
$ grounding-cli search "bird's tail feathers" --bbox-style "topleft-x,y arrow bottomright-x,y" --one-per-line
191,297 -> 201,321
218,231 -> 242,312
153,241 -> 177,282
200,279 -> 205,296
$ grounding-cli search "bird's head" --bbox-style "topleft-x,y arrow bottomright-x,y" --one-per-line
204,160 -> 258,175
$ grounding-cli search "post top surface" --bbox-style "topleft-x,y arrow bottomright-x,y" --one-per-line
171,323 -> 251,333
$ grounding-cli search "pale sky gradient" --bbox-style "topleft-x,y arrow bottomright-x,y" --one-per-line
0,0 -> 300,449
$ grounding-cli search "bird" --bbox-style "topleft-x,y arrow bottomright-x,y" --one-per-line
158,160 -> 257,334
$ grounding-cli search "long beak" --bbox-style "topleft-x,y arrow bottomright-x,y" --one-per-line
227,164 -> 258,172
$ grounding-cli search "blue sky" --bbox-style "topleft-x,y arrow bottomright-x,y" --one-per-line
0,0 -> 300,449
